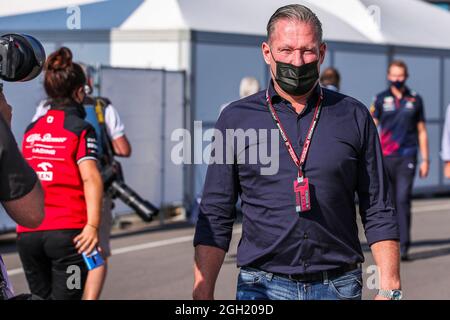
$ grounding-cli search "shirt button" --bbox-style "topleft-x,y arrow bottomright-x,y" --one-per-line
303,233 -> 308,240
304,262 -> 309,268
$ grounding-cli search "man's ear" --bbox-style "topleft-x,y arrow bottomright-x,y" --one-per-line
319,42 -> 327,65
262,42 -> 271,65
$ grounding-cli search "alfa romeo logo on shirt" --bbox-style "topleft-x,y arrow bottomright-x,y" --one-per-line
26,133 -> 67,144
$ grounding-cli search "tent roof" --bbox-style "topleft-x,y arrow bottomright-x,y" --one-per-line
360,0 -> 450,49
1,0 -> 450,49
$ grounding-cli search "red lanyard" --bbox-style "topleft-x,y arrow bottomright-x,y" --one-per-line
265,88 -> 323,179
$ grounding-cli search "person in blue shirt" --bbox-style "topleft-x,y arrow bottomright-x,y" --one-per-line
193,4 -> 402,301
371,60 -> 429,261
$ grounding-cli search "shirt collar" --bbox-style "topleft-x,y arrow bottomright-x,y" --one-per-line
388,85 -> 412,98
267,80 -> 321,114
48,99 -> 86,119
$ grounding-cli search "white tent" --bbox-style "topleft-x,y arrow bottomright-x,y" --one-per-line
137,0 -> 450,48
0,0 -> 450,70
2,0 -> 450,69
2,0 -> 450,44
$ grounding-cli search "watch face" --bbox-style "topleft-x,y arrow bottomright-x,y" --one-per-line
392,290 -> 402,300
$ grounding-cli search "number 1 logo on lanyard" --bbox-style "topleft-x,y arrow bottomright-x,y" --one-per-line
265,87 -> 323,213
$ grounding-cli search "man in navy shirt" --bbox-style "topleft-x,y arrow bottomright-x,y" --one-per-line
193,4 -> 401,300
371,60 -> 429,262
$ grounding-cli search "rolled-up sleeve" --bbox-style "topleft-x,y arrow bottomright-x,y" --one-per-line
193,110 -> 239,252
357,107 -> 399,246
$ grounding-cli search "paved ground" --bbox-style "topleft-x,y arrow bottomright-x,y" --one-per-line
1,198 -> 450,300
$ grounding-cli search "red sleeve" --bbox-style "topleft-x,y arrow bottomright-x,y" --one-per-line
76,126 -> 98,164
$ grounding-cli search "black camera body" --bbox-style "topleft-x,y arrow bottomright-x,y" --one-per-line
91,97 -> 159,223
0,34 -> 45,83
101,160 -> 159,222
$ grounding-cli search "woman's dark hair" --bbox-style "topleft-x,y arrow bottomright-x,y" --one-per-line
44,47 -> 86,101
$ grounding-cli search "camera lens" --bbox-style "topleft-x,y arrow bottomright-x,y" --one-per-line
0,34 -> 46,82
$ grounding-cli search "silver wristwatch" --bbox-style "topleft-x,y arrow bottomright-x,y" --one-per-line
377,289 -> 403,300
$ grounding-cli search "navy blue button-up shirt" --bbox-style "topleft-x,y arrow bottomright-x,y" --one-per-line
370,87 -> 425,157
193,81 -> 399,275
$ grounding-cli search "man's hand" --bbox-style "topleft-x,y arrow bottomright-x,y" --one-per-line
193,282 -> 215,300
419,160 -> 429,178
0,88 -> 12,127
417,121 -> 429,179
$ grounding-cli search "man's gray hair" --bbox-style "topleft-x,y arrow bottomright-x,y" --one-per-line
267,4 -> 323,44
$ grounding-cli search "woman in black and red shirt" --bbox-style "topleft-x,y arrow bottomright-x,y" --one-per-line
17,47 -> 103,300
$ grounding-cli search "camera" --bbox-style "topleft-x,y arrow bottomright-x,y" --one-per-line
0,33 -> 46,83
101,160 -> 159,222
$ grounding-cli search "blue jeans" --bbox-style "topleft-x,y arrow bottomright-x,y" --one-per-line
236,266 -> 363,300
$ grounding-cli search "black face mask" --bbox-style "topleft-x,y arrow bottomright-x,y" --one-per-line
271,50 -> 320,96
389,80 -> 406,90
